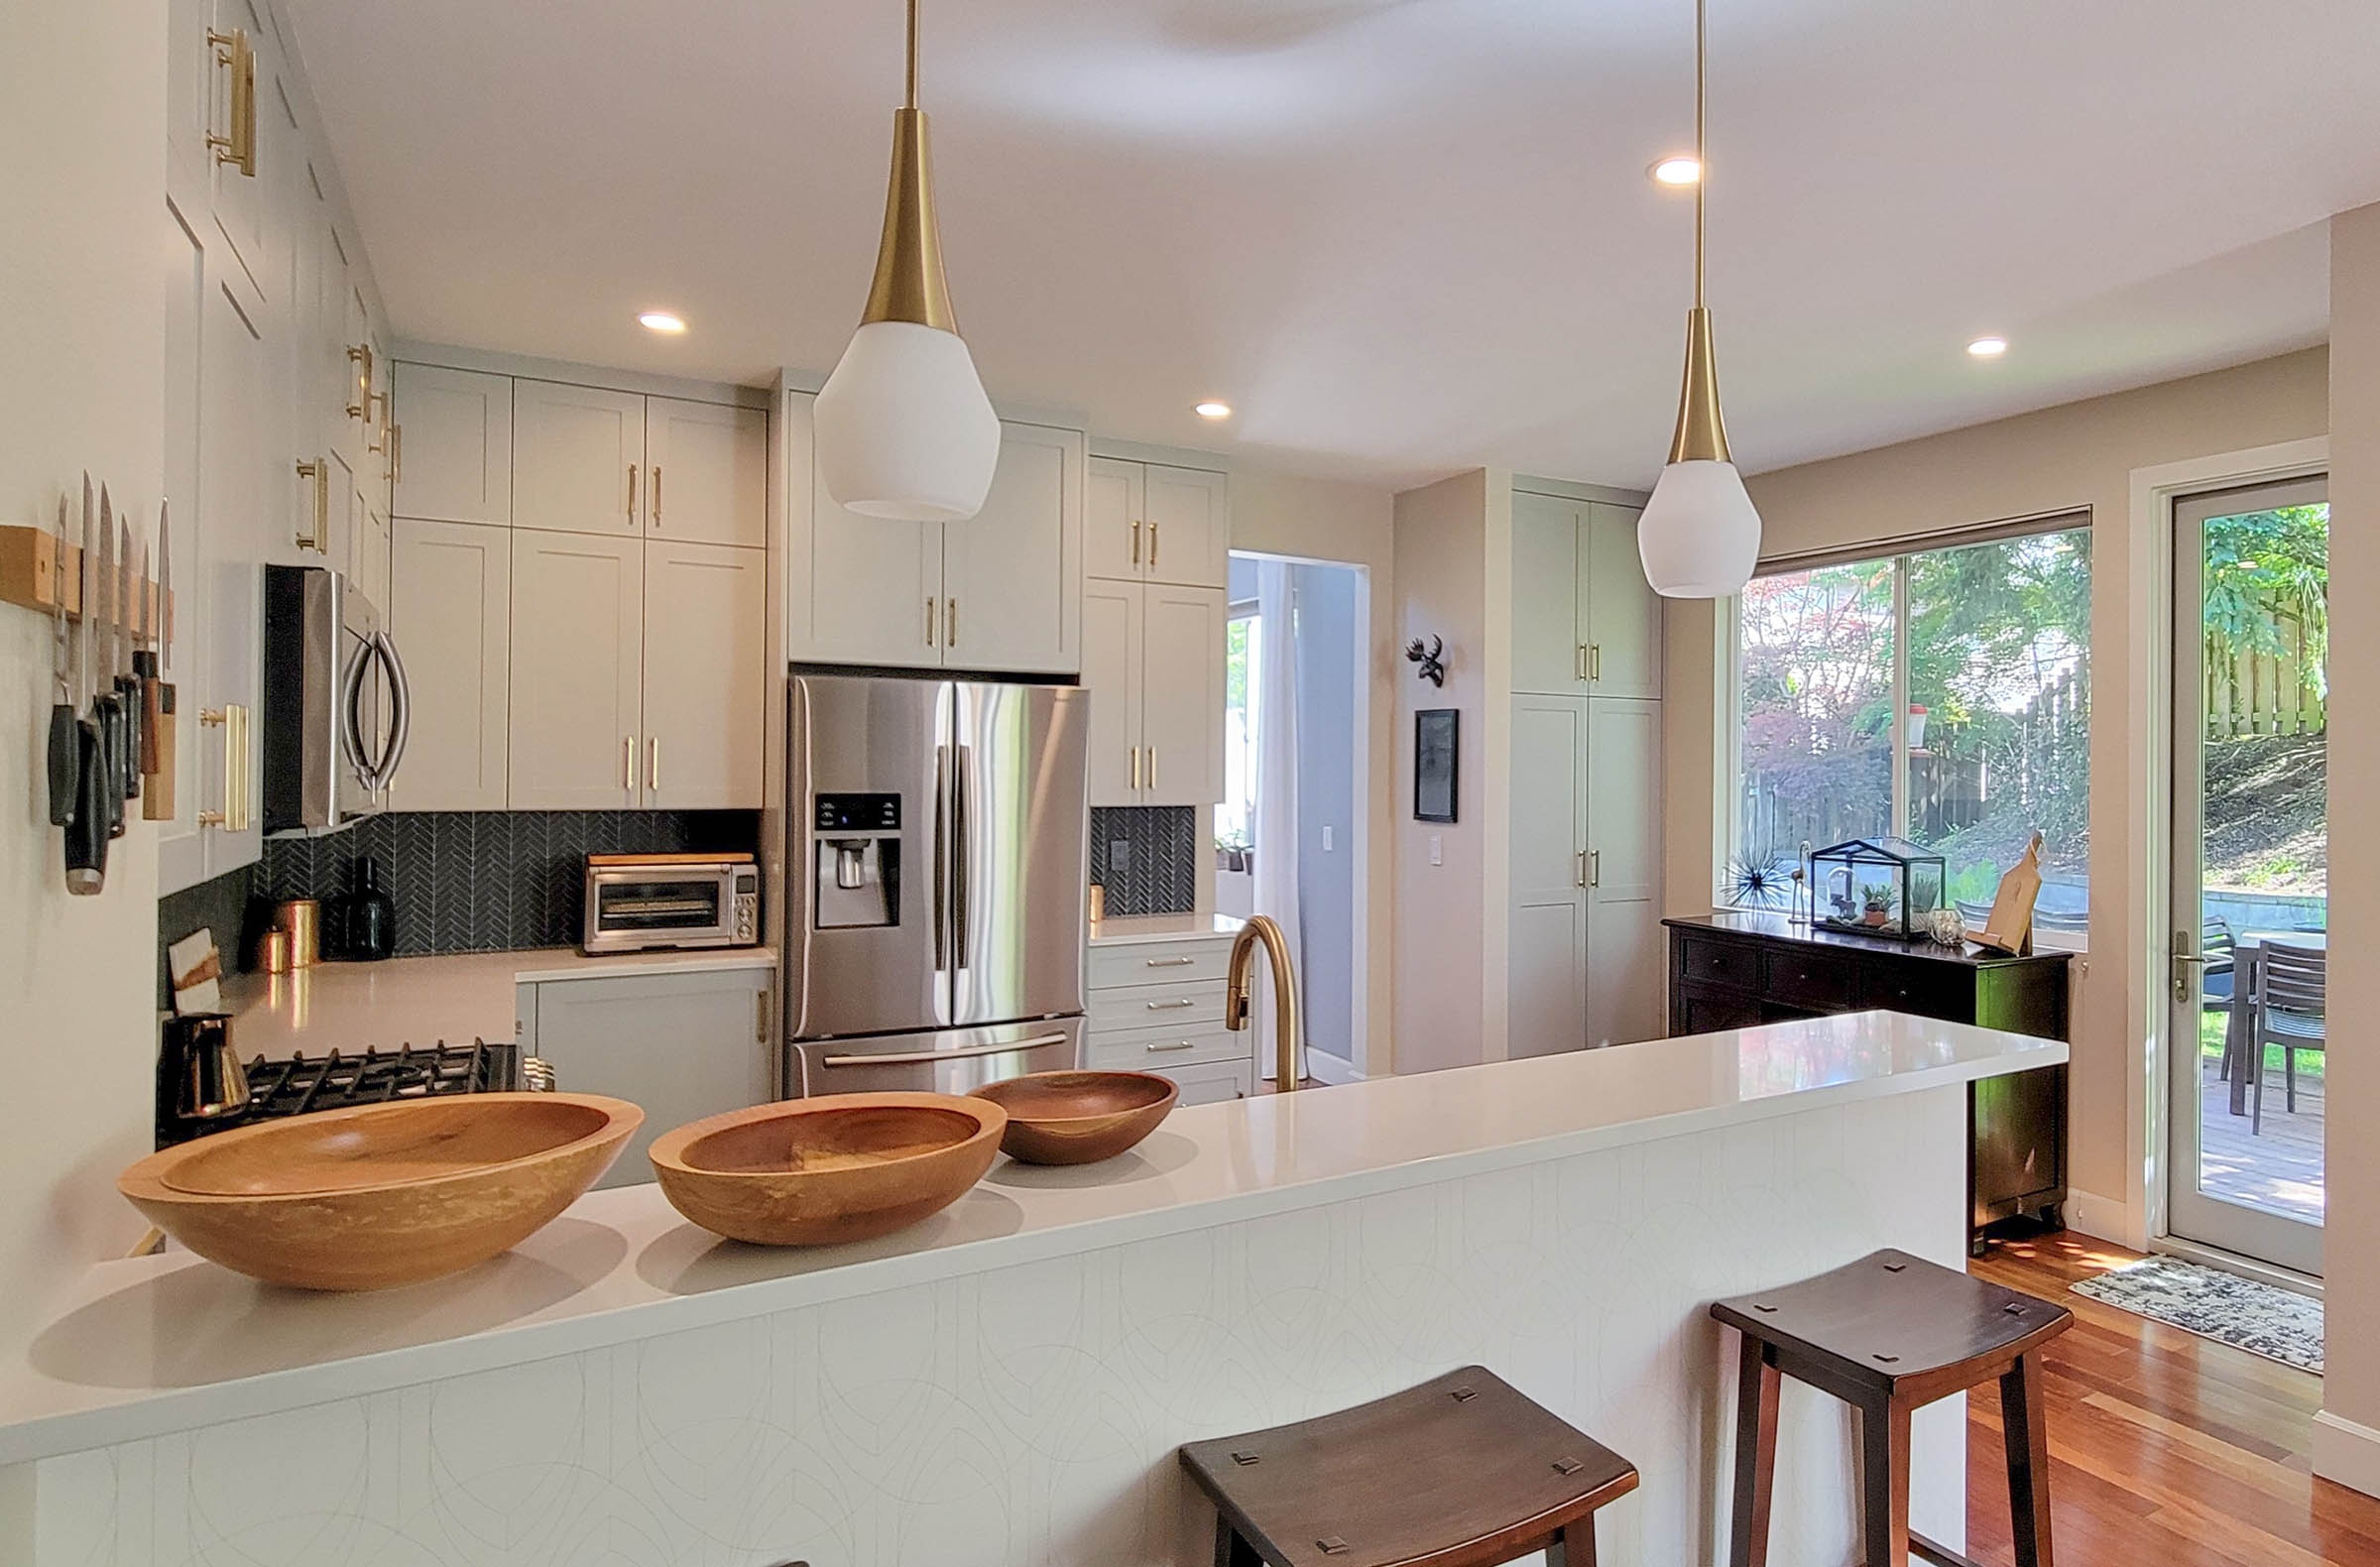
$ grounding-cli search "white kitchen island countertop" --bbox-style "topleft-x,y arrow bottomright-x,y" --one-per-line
1087,910 -> 1246,946
0,1010 -> 2062,1469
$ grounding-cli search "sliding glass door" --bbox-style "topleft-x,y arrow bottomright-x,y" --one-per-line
2167,476 -> 2328,1276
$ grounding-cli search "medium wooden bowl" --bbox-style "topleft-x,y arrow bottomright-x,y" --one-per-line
117,1093 -> 641,1291
969,1071 -> 1180,1165
649,1093 -> 1007,1246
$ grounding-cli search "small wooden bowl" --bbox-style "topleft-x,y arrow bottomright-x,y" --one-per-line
118,1093 -> 641,1291
969,1071 -> 1180,1165
649,1093 -> 1007,1246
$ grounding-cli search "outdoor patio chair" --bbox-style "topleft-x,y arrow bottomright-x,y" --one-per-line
2033,905 -> 2089,932
2251,940 -> 2326,1136
2204,917 -> 2237,1079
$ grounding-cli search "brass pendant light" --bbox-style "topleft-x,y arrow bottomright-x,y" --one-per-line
816,0 -> 1002,524
1637,0 -> 1762,598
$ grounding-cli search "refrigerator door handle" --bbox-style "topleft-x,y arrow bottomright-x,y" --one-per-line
933,743 -> 950,975
952,743 -> 974,968
821,1032 -> 1069,1069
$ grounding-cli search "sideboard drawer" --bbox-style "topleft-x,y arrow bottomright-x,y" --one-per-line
1764,949 -> 1859,1012
1678,936 -> 1760,992
1860,962 -> 1975,1021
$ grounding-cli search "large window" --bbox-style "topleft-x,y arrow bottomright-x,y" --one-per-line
1729,526 -> 2092,934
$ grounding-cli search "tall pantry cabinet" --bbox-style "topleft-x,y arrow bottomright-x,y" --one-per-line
1505,487 -> 1665,1054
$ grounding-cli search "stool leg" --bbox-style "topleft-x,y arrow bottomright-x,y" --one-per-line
2002,1352 -> 2056,1567
1728,1333 -> 1781,1567
1858,1395 -> 1911,1567
1547,1520 -> 1595,1566
1214,1517 -> 1262,1567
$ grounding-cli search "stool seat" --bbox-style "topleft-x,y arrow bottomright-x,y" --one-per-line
1712,1248 -> 2070,1401
1178,1368 -> 1638,1567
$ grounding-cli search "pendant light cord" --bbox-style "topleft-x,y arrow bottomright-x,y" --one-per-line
905,0 -> 919,109
1694,0 -> 1707,310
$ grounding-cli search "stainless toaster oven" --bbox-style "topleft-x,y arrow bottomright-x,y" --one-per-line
582,853 -> 760,954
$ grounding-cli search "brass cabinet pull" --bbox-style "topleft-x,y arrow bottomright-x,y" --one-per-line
1590,849 -> 1601,888
197,705 -> 250,830
1129,745 -> 1140,790
206,28 -> 257,177
648,736 -> 659,792
651,465 -> 661,526
1149,521 -> 1160,569
1145,955 -> 1197,968
345,344 -> 374,420
1146,745 -> 1157,790
621,735 -> 634,790
626,463 -> 638,523
294,458 -> 329,553
389,423 -> 403,484
1575,850 -> 1588,888
946,596 -> 957,646
1576,644 -> 1589,682
1130,520 -> 1141,565
1144,998 -> 1198,1011
1589,644 -> 1602,682
925,595 -> 937,646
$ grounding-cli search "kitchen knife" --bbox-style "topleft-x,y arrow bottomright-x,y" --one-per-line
143,499 -> 177,822
119,512 -> 143,799
47,494 -> 75,826
63,475 -> 107,894
94,485 -> 125,838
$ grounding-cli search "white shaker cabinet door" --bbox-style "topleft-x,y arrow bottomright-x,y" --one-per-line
513,379 -> 646,537
1510,490 -> 1587,696
1081,578 -> 1143,806
508,529 -> 644,808
940,422 -> 1082,674
389,519 -> 511,811
1085,455 -> 1144,582
1142,463 -> 1230,588
646,397 -> 767,547
393,363 -> 513,525
1586,502 -> 1662,699
1139,584 -> 1226,806
642,542 -> 766,809
1507,695 -> 1590,1059
796,460 -> 944,668
1587,696 -> 1664,1049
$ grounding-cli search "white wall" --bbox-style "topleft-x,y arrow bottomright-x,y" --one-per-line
0,0 -> 168,1355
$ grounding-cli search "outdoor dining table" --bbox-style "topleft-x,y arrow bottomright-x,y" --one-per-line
2220,929 -> 2327,1117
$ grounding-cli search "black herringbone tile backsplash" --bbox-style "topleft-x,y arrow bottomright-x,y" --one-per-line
259,810 -> 761,957
1088,806 -> 1199,915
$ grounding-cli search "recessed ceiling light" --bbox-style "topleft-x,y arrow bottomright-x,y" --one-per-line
1649,155 -> 1703,186
639,310 -> 688,334
1966,335 -> 2008,358
1195,401 -> 1233,420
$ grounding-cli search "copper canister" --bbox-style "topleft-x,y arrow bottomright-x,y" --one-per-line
1088,884 -> 1106,925
257,927 -> 293,975
276,899 -> 321,969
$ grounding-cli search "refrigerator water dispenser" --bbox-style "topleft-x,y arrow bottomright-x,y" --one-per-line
813,792 -> 900,929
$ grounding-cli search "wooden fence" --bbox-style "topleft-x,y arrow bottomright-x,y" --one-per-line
2206,611 -> 2325,737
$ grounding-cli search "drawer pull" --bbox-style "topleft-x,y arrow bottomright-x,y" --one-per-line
1145,998 -> 1198,1011
1144,955 -> 1197,968
1146,1039 -> 1196,1053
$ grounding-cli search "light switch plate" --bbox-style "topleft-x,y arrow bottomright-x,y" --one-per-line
1429,834 -> 1443,867
1321,825 -> 1334,852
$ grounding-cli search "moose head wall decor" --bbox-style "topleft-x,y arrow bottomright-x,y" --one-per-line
1405,636 -> 1447,687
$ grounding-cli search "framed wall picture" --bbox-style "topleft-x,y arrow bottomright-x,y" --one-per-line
1414,708 -> 1459,823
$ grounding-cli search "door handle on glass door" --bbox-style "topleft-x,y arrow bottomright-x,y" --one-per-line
2171,929 -> 2204,1002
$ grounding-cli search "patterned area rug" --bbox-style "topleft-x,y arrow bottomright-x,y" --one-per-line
2071,1255 -> 2323,1372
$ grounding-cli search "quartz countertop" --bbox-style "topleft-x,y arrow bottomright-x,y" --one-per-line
1087,911 -> 1246,946
0,1010 -> 2064,1465
220,946 -> 778,1055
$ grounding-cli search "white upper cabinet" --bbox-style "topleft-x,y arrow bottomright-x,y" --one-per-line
1084,456 -> 1229,589
800,475 -> 943,669
393,364 -> 513,525
508,530 -> 645,808
513,379 -> 647,537
646,398 -> 767,546
1508,489 -> 1663,698
390,519 -> 511,811
940,423 -> 1083,673
1138,583 -> 1227,805
642,541 -> 767,809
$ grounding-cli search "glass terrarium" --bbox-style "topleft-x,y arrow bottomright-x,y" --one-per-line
1810,835 -> 1945,941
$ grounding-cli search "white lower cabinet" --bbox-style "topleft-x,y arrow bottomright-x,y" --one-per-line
508,530 -> 644,809
641,542 -> 766,808
390,519 -> 511,810
1084,934 -> 1253,1102
1586,697 -> 1664,1050
1079,579 -> 1225,807
519,967 -> 774,1188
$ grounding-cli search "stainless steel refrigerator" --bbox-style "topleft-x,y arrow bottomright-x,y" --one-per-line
783,672 -> 1089,1096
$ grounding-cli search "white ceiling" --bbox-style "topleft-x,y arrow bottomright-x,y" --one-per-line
281,0 -> 2380,491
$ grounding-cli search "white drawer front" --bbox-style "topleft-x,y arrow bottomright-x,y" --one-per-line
1088,939 -> 1233,991
1086,1024 -> 1245,1071
1162,1057 -> 1254,1106
1089,980 -> 1226,1032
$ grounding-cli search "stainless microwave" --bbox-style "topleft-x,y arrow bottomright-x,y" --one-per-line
261,565 -> 411,835
582,853 -> 761,954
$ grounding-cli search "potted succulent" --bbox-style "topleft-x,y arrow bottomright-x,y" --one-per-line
1859,882 -> 1895,928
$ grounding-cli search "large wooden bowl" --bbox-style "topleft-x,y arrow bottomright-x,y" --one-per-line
118,1093 -> 641,1291
649,1093 -> 1006,1246
970,1071 -> 1180,1165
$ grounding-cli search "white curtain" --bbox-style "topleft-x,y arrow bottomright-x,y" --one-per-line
1251,561 -> 1304,1082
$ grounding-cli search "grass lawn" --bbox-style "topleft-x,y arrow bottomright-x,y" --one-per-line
2199,1008 -> 2324,1081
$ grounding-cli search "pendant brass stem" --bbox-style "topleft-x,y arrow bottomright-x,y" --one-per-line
859,0 -> 958,332
1664,0 -> 1729,465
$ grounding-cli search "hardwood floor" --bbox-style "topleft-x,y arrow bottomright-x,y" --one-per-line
1965,1232 -> 2380,1565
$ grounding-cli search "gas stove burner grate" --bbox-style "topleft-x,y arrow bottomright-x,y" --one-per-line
242,1039 -> 507,1120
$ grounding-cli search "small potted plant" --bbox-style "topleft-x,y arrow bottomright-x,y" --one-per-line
1859,882 -> 1895,928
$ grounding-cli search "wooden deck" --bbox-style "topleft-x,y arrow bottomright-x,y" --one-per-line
2197,1057 -> 2325,1223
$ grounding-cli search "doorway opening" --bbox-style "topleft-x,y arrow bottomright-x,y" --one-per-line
1220,550 -> 1371,1083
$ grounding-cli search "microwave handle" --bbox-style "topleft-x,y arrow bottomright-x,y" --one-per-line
369,631 -> 412,792
338,633 -> 378,790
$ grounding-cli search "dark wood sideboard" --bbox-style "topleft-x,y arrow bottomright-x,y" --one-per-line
1664,912 -> 2072,1255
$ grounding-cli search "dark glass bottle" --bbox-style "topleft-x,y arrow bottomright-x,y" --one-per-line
349,854 -> 397,961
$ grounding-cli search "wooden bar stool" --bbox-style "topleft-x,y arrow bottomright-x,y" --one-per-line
1711,1249 -> 2072,1567
1177,1367 -> 1638,1567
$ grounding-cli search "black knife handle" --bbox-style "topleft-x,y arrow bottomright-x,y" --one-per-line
117,675 -> 143,797
64,719 -> 107,895
47,703 -> 75,826
96,694 -> 126,838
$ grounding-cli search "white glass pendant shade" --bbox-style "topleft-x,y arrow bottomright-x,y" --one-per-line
816,320 -> 1001,523
1637,459 -> 1760,598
